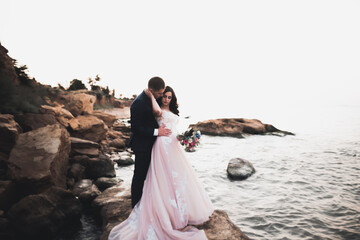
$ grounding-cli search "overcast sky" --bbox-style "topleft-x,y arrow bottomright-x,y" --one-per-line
1,0 -> 359,118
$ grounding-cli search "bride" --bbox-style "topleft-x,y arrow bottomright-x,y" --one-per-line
108,86 -> 213,240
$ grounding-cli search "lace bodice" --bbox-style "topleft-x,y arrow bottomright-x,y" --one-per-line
156,110 -> 179,135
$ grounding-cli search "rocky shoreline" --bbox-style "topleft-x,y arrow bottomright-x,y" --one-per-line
0,106 -> 251,239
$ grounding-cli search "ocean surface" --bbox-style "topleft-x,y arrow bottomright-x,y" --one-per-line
115,105 -> 360,240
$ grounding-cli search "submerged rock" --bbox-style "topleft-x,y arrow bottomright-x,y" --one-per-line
227,158 -> 256,180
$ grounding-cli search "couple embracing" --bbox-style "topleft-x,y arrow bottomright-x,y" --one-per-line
108,77 -> 213,240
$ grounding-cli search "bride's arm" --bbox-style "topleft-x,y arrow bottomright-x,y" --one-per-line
145,89 -> 162,117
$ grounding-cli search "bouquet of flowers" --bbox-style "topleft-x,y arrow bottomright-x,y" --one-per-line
177,128 -> 201,152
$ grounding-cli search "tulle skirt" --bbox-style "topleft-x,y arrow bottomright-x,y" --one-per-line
108,134 -> 214,240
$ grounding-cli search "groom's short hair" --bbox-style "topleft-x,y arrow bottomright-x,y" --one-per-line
148,77 -> 165,91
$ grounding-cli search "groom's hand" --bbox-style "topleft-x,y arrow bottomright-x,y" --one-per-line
158,124 -> 172,136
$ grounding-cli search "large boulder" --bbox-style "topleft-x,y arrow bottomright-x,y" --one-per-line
96,188 -> 250,240
0,114 -> 22,155
91,110 -> 117,127
7,124 -> 71,195
14,113 -> 58,132
70,115 -> 108,142
60,92 -> 96,117
190,118 -> 294,137
7,186 -> 81,239
227,158 -> 256,180
39,105 -> 76,128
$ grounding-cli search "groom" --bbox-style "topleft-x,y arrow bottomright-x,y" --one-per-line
129,76 -> 172,208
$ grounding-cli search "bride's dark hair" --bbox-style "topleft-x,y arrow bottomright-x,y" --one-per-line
157,86 -> 179,116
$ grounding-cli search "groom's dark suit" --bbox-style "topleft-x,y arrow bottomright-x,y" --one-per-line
130,90 -> 159,208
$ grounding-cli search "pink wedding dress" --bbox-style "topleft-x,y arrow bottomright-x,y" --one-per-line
108,110 -> 214,240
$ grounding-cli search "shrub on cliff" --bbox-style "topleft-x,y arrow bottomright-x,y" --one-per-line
67,79 -> 87,91
0,60 -> 47,114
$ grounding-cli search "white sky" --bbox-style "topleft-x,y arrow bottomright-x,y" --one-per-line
1,0 -> 360,117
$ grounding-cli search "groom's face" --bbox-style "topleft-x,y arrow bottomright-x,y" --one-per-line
151,88 -> 165,99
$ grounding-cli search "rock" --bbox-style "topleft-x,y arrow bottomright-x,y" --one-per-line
7,186 -> 81,239
0,114 -> 22,154
95,177 -> 121,191
70,137 -> 99,149
227,158 -> 255,180
70,115 -> 108,142
14,113 -> 57,132
78,184 -> 101,205
68,163 -> 86,182
71,154 -> 116,179
111,153 -> 134,166
72,179 -> 93,196
72,179 -> 101,205
92,111 -> 117,127
190,118 -> 294,137
109,138 -> 127,149
197,210 -> 250,240
7,124 -> 71,195
59,92 -> 96,117
39,105 -> 75,128
113,100 -> 124,108
92,184 -> 128,222
113,121 -> 131,133
97,189 -> 250,240
0,180 -> 16,210
72,148 -> 100,158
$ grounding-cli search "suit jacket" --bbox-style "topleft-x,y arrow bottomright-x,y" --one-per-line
129,91 -> 159,152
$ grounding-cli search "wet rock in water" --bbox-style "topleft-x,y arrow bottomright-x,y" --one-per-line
227,158 -> 255,180
0,114 -> 22,155
109,138 -> 127,149
72,179 -> 93,196
7,187 -> 81,239
7,124 -> 71,195
197,210 -> 250,240
190,118 -> 294,137
109,151 -> 134,166
95,177 -> 121,191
